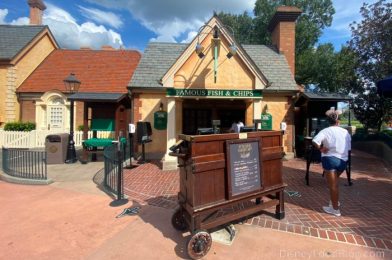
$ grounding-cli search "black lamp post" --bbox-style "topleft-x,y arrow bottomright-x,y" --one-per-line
64,73 -> 81,164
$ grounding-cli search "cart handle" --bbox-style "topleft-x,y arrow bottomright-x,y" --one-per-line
169,152 -> 187,158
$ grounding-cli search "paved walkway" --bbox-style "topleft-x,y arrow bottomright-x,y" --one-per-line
1,149 -> 391,259
0,182 -> 390,259
47,161 -> 106,195
123,150 -> 392,251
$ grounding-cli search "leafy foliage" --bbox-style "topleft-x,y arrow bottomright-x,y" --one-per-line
218,0 -> 336,89
333,47 -> 359,94
218,0 -> 334,52
253,0 -> 334,54
290,43 -> 358,93
217,0 -> 391,131
4,122 -> 36,131
217,12 -> 257,44
349,0 -> 392,131
296,43 -> 336,91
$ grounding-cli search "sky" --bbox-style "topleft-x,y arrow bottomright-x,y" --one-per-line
0,0 -> 388,52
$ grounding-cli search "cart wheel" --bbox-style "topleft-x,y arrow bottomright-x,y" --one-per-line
187,230 -> 212,259
171,208 -> 187,231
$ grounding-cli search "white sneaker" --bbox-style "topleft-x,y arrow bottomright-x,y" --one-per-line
329,201 -> 341,208
323,206 -> 341,217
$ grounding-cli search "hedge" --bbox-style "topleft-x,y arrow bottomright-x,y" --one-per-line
3,122 -> 36,131
353,128 -> 392,149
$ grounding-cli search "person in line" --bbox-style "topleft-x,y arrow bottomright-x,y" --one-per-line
312,108 -> 351,217
229,119 -> 244,133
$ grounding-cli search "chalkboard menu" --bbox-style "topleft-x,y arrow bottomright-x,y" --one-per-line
226,139 -> 262,198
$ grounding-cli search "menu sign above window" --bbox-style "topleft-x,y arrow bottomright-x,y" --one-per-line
167,88 -> 262,99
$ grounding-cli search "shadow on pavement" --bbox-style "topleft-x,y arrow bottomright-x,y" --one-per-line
130,200 -> 190,259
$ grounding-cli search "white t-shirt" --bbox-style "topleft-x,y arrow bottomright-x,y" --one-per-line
230,122 -> 244,133
312,126 -> 351,161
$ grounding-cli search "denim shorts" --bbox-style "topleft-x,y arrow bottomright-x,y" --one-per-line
321,156 -> 347,172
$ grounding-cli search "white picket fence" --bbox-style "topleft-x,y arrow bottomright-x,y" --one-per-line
0,130 -> 115,148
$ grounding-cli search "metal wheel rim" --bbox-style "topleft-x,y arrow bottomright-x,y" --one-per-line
187,231 -> 212,259
171,209 -> 187,231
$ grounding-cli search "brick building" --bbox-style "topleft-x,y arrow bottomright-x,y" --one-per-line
17,49 -> 141,132
128,7 -> 302,170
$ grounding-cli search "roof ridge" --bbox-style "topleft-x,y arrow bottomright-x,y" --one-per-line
0,24 -> 46,28
148,42 -> 188,45
55,49 -> 141,53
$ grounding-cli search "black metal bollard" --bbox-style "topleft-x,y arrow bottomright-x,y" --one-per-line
116,143 -> 123,200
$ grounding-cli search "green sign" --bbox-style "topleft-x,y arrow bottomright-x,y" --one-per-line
261,113 -> 272,130
166,88 -> 262,98
154,111 -> 167,130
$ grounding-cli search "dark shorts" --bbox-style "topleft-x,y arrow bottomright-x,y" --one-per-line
321,156 -> 347,172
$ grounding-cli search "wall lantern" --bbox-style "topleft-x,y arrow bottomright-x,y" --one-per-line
194,23 -> 237,83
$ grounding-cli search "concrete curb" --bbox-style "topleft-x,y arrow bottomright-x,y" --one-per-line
0,171 -> 53,185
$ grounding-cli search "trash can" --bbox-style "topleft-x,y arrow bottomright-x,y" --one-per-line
45,133 -> 69,164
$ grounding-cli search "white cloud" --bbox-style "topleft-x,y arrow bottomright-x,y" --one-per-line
181,31 -> 198,43
10,17 -> 30,25
0,4 -> 124,50
1,8 -> 30,25
43,3 -> 123,49
0,9 -> 8,24
86,0 -> 256,42
78,5 -> 123,29
329,0 -> 381,35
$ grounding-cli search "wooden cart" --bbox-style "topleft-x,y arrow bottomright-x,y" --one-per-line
170,131 -> 286,259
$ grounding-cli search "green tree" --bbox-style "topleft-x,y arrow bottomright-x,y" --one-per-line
218,0 -> 335,89
253,0 -> 334,54
217,12 -> 257,44
349,0 -> 392,131
334,46 -> 358,94
218,0 -> 335,51
296,43 -> 336,92
284,43 -> 358,93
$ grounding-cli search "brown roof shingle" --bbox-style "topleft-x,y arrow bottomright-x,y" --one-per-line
18,49 -> 141,93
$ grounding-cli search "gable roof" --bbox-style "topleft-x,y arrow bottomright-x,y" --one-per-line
0,25 -> 48,61
242,45 -> 297,91
18,49 -> 141,93
129,42 -> 187,89
128,42 -> 297,91
160,15 -> 268,88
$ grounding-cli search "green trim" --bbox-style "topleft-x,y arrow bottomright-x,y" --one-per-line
166,88 -> 262,98
214,45 -> 218,83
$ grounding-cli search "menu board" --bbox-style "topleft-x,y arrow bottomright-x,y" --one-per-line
227,139 -> 262,197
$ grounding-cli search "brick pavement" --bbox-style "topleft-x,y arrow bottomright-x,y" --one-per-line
123,150 -> 392,251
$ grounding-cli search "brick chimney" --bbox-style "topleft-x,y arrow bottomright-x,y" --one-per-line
268,6 -> 302,77
28,0 -> 46,25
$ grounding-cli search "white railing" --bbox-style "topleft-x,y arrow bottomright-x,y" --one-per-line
0,130 -> 115,148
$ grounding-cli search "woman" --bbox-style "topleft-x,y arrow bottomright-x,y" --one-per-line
312,108 -> 351,217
